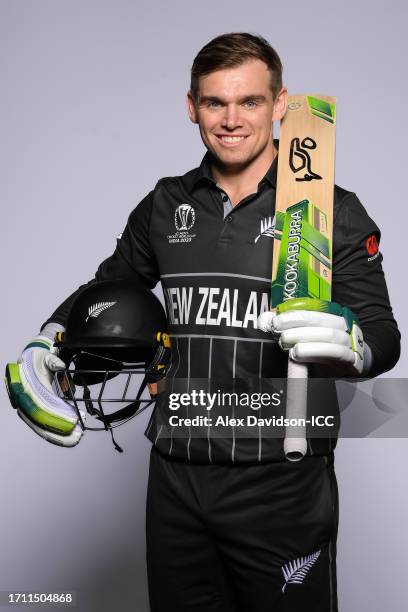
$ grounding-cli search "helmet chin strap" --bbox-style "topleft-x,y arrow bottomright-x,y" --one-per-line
77,376 -> 154,453
94,377 -> 151,424
110,430 -> 124,453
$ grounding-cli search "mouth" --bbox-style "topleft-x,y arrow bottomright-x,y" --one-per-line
216,135 -> 248,147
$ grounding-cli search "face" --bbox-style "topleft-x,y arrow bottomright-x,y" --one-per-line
187,59 -> 287,171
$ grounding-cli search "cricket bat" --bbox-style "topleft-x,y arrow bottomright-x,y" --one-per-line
272,94 -> 336,461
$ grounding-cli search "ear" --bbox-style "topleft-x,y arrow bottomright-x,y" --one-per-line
272,87 -> 288,122
187,90 -> 198,124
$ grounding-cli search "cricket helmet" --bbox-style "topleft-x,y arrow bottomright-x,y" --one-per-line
54,279 -> 171,451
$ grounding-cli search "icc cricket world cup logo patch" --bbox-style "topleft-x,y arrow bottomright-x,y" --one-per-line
175,204 -> 195,231
168,204 -> 197,244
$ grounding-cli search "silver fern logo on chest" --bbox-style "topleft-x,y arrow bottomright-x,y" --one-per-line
175,204 -> 195,231
281,550 -> 321,592
254,216 -> 276,243
86,301 -> 117,322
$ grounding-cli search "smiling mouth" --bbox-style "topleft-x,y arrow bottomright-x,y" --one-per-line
217,135 -> 247,145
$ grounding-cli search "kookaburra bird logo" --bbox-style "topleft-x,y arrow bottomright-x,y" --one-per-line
175,204 -> 195,231
86,301 -> 117,322
289,137 -> 322,182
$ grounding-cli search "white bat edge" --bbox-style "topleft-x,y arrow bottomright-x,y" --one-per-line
283,359 -> 308,462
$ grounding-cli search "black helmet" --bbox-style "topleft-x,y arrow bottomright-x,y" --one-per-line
54,280 -> 171,452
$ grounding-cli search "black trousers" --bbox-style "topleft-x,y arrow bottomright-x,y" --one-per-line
146,446 -> 339,612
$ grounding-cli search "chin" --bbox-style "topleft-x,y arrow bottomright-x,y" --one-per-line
211,146 -> 252,165
222,151 -> 255,166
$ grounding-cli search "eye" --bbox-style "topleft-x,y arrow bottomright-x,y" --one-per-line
206,100 -> 221,109
243,99 -> 258,109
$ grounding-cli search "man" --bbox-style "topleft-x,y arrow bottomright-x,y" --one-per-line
8,33 -> 400,611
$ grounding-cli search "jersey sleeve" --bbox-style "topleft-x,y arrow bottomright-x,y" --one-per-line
332,189 -> 400,376
41,192 -> 160,329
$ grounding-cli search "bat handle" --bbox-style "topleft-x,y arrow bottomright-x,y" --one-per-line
283,358 -> 308,462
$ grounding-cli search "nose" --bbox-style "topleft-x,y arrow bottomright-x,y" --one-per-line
221,104 -> 243,130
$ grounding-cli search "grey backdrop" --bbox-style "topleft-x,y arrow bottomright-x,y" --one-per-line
1,0 -> 406,610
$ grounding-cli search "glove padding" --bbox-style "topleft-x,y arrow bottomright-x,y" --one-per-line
5,331 -> 85,447
258,298 -> 366,376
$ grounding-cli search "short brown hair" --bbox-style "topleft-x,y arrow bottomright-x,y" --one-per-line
190,33 -> 283,102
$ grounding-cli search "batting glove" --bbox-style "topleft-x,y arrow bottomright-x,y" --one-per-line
5,322 -> 85,447
258,297 -> 372,376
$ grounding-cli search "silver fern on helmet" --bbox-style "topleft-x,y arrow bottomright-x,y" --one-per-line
86,301 -> 117,323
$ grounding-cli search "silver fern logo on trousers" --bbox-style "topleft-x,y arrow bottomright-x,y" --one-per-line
86,301 -> 117,322
254,216 -> 275,243
175,204 -> 195,231
281,550 -> 321,592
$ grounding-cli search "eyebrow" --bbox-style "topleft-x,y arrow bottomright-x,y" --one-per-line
199,95 -> 267,105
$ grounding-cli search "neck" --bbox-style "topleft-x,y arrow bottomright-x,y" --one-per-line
210,142 -> 277,205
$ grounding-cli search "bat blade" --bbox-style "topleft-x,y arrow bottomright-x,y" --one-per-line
272,94 -> 336,461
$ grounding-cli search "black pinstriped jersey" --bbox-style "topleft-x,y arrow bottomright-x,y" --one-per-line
46,148 -> 400,464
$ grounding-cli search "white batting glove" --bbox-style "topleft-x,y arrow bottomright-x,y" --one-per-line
258,298 -> 372,376
5,322 -> 85,447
